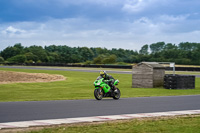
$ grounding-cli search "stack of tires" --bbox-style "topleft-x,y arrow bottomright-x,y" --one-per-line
164,74 -> 195,89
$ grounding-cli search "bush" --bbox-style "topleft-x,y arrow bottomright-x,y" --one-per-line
83,61 -> 92,65
7,55 -> 26,63
36,60 -> 42,63
93,56 -> 102,64
25,60 -> 35,64
102,55 -> 117,64
116,62 -> 128,65
0,56 -> 4,63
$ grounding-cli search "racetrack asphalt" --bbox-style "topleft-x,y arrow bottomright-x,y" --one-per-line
0,66 -> 130,74
0,95 -> 200,123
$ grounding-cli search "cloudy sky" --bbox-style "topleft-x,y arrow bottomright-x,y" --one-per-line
0,0 -> 200,51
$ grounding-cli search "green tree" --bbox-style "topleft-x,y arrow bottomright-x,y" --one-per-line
79,47 -> 94,62
25,52 -> 39,62
47,52 -> 60,63
95,47 -> 109,55
58,46 -> 72,63
179,42 -> 193,51
150,42 -> 165,53
191,46 -> 200,65
27,45 -> 48,62
139,44 -> 149,55
45,45 -> 57,52
14,43 -> 24,51
1,46 -> 21,60
163,43 -> 177,50
162,49 -> 179,59
1,42 -> 200,65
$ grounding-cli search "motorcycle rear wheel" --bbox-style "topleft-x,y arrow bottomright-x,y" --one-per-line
113,88 -> 121,100
94,88 -> 103,100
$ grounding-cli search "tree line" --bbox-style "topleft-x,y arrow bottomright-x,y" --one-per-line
0,42 -> 200,65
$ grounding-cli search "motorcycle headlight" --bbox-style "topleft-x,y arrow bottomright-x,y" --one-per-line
97,82 -> 100,85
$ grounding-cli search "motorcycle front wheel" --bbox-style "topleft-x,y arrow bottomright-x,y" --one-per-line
94,88 -> 103,100
113,88 -> 121,100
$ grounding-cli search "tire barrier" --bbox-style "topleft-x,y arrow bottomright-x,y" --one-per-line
164,74 -> 195,89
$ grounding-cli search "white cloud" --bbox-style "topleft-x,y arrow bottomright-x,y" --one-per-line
2,26 -> 25,35
1,0 -> 200,52
1,13 -> 200,51
159,14 -> 190,22
122,0 -> 145,12
60,0 -> 124,5
122,0 -> 160,13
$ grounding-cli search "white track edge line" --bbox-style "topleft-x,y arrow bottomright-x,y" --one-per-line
0,109 -> 200,129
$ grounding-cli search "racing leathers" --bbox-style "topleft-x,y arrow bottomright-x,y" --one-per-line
100,74 -> 116,91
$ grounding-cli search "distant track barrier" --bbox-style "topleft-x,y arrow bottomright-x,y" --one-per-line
165,67 -> 200,71
1,63 -> 200,71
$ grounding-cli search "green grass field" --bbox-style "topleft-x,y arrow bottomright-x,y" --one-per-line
25,115 -> 200,133
1,67 -> 200,133
0,67 -> 200,102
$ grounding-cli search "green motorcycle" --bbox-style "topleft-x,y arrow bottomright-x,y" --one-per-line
93,76 -> 121,100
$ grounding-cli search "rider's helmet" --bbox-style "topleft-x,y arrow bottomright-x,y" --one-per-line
100,71 -> 107,78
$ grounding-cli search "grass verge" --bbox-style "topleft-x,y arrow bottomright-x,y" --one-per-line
0,67 -> 200,102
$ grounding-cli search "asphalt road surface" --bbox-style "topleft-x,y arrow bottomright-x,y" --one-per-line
0,95 -> 200,123
0,66 -> 130,74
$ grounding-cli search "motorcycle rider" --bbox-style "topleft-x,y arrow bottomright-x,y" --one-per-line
99,71 -> 117,92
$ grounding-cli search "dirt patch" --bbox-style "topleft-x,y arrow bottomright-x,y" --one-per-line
0,71 -> 66,84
